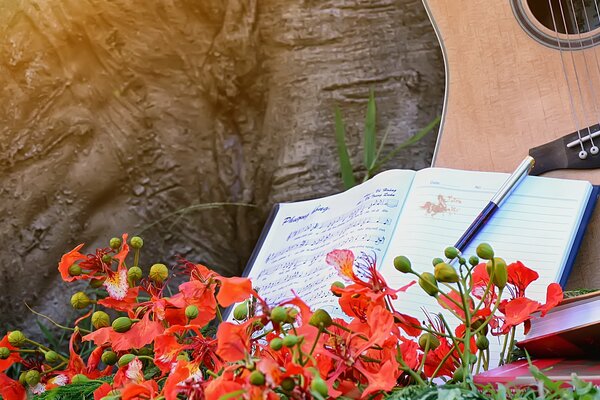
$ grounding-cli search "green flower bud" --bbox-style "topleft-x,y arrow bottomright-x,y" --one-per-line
101,254 -> 112,264
309,309 -> 333,329
434,262 -> 459,283
185,305 -> 199,320
0,347 -> 10,360
233,301 -> 249,321
393,256 -> 412,273
101,350 -> 118,366
282,335 -> 299,347
71,291 -> 91,309
487,257 -> 508,289
444,246 -> 459,260
68,264 -> 82,276
149,263 -> 168,283
109,237 -> 122,249
418,333 -> 440,351
92,311 -> 111,329
90,278 -> 105,288
281,377 -> 296,391
71,374 -> 90,384
452,368 -> 465,382
127,266 -> 143,282
18,372 -> 26,385
311,377 -> 328,397
25,370 -> 40,386
130,236 -> 144,249
331,281 -> 345,296
476,243 -> 494,260
472,319 -> 489,335
468,256 -> 480,267
118,353 -> 135,367
269,338 -> 283,351
44,350 -> 59,363
285,307 -> 299,324
458,257 -> 467,265
431,257 -> 444,267
476,335 -> 489,350
270,306 -> 287,325
249,370 -> 265,386
112,317 -> 133,333
418,272 -> 439,296
8,331 -> 26,347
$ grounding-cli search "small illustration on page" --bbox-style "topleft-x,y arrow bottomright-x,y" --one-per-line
421,194 -> 461,216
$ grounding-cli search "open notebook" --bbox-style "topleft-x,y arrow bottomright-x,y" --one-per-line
235,168 -> 598,364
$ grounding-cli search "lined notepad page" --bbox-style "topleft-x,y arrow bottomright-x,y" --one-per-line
379,167 -> 592,365
243,169 -> 415,317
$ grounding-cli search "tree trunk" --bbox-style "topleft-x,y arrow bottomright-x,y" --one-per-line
0,0 -> 443,332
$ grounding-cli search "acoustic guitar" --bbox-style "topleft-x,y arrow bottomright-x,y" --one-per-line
423,0 -> 600,288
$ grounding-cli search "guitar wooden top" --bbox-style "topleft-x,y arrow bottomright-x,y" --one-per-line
424,0 -> 600,289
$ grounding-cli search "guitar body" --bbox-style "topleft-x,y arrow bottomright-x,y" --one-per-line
424,0 -> 600,288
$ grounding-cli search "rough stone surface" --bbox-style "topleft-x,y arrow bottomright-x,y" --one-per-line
0,0 -> 443,333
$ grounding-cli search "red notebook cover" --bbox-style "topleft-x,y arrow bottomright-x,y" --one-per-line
474,359 -> 600,386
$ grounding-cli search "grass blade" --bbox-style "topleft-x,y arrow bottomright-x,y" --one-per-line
364,88 -> 377,170
334,106 -> 356,189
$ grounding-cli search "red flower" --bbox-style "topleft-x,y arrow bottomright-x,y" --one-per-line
83,312 -> 164,352
216,319 -> 257,362
500,297 -> 541,334
0,335 -> 22,373
121,380 -> 160,400
507,261 -> 539,297
539,283 -> 563,316
0,373 -> 26,400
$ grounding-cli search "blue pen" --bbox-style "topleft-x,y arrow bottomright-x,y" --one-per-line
452,156 -> 535,255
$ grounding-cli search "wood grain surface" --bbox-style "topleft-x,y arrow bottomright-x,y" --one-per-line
424,0 -> 600,289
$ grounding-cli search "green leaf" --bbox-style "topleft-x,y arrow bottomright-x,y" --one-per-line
364,88 -> 377,170
334,106 -> 356,189
36,321 -> 59,349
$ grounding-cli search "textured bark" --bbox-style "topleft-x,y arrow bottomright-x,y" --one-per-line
0,0 -> 443,332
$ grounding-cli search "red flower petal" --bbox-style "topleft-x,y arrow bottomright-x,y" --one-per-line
0,373 -> 26,400
216,321 -> 253,362
539,283 -> 563,317
507,261 -> 539,295
326,249 -> 357,281
216,276 -> 254,307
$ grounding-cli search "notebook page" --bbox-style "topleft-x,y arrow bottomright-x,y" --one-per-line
243,169 -> 415,317
379,167 -> 592,365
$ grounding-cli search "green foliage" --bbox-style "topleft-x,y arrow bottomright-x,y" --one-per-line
334,90 -> 441,189
31,380 -> 106,400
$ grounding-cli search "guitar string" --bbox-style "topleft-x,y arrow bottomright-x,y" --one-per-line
568,0 -> 599,152
547,0 -> 588,157
556,0 -> 595,156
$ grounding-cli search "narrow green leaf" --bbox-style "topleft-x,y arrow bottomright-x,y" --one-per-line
36,321 -> 59,349
334,106 -> 356,189
374,115 -> 441,171
364,88 -> 377,170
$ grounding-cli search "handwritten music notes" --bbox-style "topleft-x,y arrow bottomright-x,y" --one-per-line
245,170 -> 415,317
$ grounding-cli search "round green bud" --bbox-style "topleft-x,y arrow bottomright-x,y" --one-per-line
468,256 -> 480,267
418,333 -> 441,351
18,371 -> 26,385
68,264 -> 82,276
444,246 -> 459,260
130,236 -> 144,249
118,353 -> 135,367
393,255 -> 412,273
71,374 -> 90,384
44,350 -> 59,363
458,257 -> 467,265
331,281 -> 345,296
472,319 -> 489,335
476,335 -> 490,351
25,370 -> 40,386
431,257 -> 444,267
270,306 -> 288,325
282,335 -> 299,347
281,377 -> 296,392
311,377 -> 328,397
185,305 -> 199,320
0,347 -> 10,359
89,278 -> 105,288
127,266 -> 143,282
309,309 -> 333,329
269,338 -> 284,351
249,370 -> 265,386
8,331 -> 26,347
285,307 -> 299,323
109,237 -> 122,249
101,350 -> 118,366
71,291 -> 91,309
418,272 -> 439,296
101,254 -> 112,264
112,316 -> 133,333
233,301 -> 249,321
434,262 -> 459,283
92,311 -> 111,329
476,243 -> 494,260
486,257 -> 508,289
452,368 -> 465,382
149,263 -> 169,283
